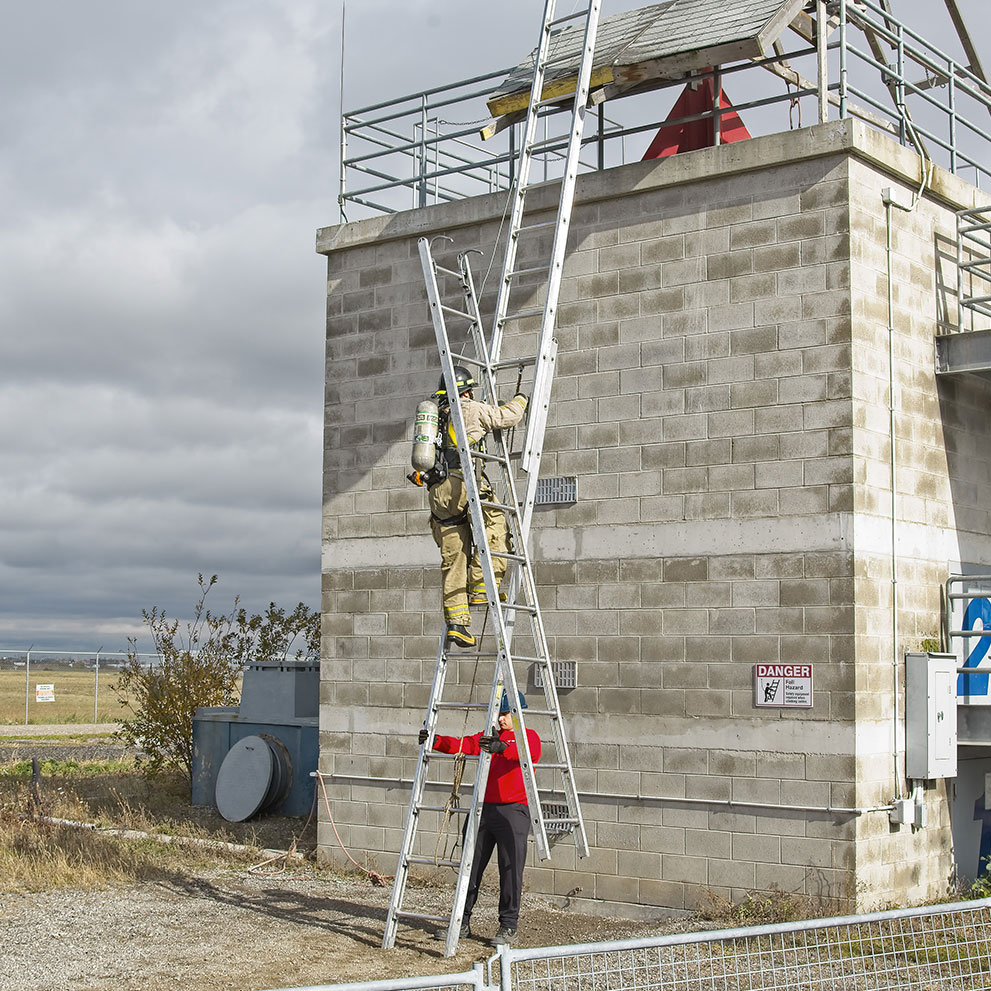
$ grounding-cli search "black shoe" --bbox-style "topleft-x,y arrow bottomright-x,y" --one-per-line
490,926 -> 517,946
445,624 -> 476,648
435,921 -> 472,941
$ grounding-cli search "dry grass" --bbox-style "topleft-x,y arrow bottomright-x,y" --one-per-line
0,754 -> 314,893
696,873 -> 847,926
0,668 -> 125,724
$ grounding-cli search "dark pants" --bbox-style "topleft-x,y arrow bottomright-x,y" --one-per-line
463,802 -> 531,929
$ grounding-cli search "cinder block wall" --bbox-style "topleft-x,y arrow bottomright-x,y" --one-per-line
317,119 -> 991,916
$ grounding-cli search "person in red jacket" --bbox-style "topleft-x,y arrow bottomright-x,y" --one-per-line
418,691 -> 540,946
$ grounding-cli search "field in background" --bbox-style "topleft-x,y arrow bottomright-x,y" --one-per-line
0,668 -> 125,725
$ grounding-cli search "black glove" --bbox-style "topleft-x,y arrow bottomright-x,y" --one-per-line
418,728 -> 429,746
479,734 -> 507,754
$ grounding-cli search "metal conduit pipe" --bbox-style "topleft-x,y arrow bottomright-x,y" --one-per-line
881,110 -> 932,807
321,772 -> 893,817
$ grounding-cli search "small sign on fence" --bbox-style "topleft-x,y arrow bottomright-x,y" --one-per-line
35,683 -> 55,703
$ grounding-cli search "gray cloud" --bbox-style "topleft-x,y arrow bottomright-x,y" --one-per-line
0,0 -> 980,652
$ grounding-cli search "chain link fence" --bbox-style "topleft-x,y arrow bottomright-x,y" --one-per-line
0,648 -> 161,725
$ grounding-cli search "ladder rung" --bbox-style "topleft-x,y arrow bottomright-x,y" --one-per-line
434,264 -> 461,278
469,449 -> 510,465
534,94 -> 571,110
514,221 -> 557,235
498,308 -> 544,324
506,263 -> 551,280
491,356 -> 537,372
491,551 -> 526,562
396,910 -> 453,923
417,804 -> 470,815
541,52 -> 579,69
502,602 -> 538,615
960,258 -> 991,270
427,752 -> 481,761
536,762 -> 569,771
480,498 -> 519,514
435,701 -> 489,710
407,856 -> 461,868
543,817 -> 580,826
440,303 -> 475,320
548,8 -> 589,27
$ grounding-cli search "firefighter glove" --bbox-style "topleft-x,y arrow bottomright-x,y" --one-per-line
479,735 -> 507,754
418,728 -> 429,746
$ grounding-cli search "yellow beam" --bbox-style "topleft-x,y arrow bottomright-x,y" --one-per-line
487,65 -> 615,119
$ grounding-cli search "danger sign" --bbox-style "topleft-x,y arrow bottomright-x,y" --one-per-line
35,683 -> 56,703
753,664 -> 813,708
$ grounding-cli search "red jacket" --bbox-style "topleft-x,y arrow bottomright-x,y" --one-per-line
432,727 -> 541,805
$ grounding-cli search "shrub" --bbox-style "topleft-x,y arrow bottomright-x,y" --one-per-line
113,575 -> 319,790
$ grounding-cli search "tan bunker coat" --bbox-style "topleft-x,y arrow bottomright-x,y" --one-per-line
428,393 -> 527,626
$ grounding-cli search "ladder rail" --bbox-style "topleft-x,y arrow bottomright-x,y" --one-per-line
489,0 -> 567,362
386,0 -> 600,956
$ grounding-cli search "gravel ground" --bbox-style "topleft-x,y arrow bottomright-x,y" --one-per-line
1,864 -> 664,991
1,726 -> 675,991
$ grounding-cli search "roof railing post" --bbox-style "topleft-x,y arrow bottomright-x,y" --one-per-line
895,24 -> 909,145
597,102 -> 605,169
839,0 -> 848,119
948,60 -> 958,175
713,66 -> 722,145
418,94 -> 428,208
817,0 -> 829,123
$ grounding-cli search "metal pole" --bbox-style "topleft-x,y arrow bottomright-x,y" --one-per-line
817,0 -> 829,123
597,102 -> 604,169
94,648 -> 102,723
24,649 -> 30,725
896,23 -> 906,146
839,0 -> 848,119
509,124 -> 516,187
948,60 -> 957,174
886,194 -> 900,796
418,95 -> 428,208
713,66 -> 722,145
338,0 -> 347,223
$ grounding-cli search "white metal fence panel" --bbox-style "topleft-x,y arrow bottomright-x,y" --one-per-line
504,899 -> 991,991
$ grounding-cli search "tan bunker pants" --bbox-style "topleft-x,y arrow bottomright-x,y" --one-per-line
428,472 -> 510,627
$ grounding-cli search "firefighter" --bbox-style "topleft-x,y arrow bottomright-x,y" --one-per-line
419,691 -> 539,945
428,366 -> 527,649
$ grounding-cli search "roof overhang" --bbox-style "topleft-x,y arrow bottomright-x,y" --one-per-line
486,0 -> 806,119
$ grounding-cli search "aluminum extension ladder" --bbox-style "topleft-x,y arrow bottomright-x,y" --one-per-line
383,0 -> 600,958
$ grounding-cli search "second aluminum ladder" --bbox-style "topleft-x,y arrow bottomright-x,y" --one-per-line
383,0 -> 600,957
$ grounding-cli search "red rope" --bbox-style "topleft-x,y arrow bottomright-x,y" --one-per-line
315,770 -> 391,886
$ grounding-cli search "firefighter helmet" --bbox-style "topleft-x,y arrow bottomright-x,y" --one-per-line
500,691 -> 528,713
435,365 -> 475,398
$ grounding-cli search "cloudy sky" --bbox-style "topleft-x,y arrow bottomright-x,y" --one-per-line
0,0 -> 980,653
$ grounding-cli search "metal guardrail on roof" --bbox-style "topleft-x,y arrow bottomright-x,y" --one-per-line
338,0 -> 991,223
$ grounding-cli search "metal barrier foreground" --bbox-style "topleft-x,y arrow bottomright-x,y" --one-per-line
266,897 -> 991,991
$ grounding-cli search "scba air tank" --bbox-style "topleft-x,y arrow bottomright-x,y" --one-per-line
411,399 -> 439,471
